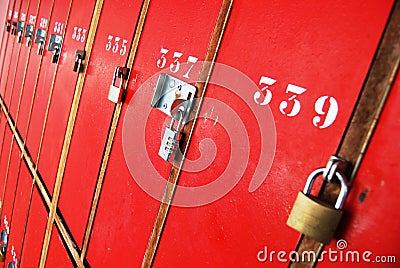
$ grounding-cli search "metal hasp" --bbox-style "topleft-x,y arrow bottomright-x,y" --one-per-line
34,29 -> 46,55
287,156 -> 350,245
151,74 -> 197,162
10,21 -> 17,35
48,34 -> 63,63
73,50 -> 86,72
5,19 -> 11,32
107,66 -> 130,103
24,25 -> 34,46
16,21 -> 25,43
0,230 -> 7,262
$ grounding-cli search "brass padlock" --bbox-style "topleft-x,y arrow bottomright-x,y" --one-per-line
287,168 -> 348,244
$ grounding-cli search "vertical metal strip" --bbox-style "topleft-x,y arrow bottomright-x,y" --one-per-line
36,0 -> 105,266
80,0 -> 151,260
141,1 -> 233,267
289,1 -> 400,267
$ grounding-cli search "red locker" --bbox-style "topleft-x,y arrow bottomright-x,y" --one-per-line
120,1 -> 393,267
0,0 -> 17,79
19,187 -> 47,267
0,0 -> 11,52
24,0 -> 75,165
3,161 -> 31,267
85,0 -> 223,266
56,0 -> 144,250
37,0 -> 97,195
45,227 -> 73,268
319,57 -> 400,267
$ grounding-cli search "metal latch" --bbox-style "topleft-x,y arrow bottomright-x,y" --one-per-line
73,50 -> 86,72
16,21 -> 24,43
151,74 -> 196,162
24,25 -> 34,46
10,21 -> 17,35
34,29 -> 46,55
48,34 -> 63,63
5,20 -> 11,32
107,67 -> 130,103
0,230 -> 8,262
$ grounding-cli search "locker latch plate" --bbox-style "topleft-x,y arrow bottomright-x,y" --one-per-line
48,34 -> 63,63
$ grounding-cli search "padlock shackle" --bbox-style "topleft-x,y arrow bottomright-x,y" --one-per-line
303,168 -> 348,209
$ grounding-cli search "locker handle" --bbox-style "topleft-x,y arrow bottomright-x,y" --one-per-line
73,50 -> 86,72
48,34 -> 63,63
34,29 -> 47,55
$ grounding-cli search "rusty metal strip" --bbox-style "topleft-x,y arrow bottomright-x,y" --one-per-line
35,0 -> 104,266
290,1 -> 400,267
141,1 -> 233,267
80,0 -> 150,260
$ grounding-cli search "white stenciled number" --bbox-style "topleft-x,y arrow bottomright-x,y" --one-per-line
39,18 -> 48,28
169,52 -> 183,73
28,15 -> 36,24
20,13 -> 26,21
183,56 -> 198,79
313,96 -> 338,129
157,48 -> 169,69
11,246 -> 18,267
3,216 -> 9,234
279,84 -> 307,117
54,22 -> 64,34
105,35 -> 113,51
254,76 -> 277,106
72,27 -> 77,39
120,39 -> 128,56
112,37 -> 120,53
81,29 -> 87,42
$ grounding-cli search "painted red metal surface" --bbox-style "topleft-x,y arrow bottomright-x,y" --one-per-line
19,187 -> 47,267
24,0 -> 74,165
4,161 -> 31,267
56,0 -> 143,249
45,227 -> 74,268
0,0 -> 16,80
148,1 -> 393,267
319,68 -> 400,268
38,0 -> 96,195
15,0 -> 52,142
0,0 -> 12,57
0,0 -> 32,224
86,0 -> 222,266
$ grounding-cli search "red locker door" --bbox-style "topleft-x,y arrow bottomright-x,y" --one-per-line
85,0 -> 223,266
0,0 -> 17,80
55,0 -> 144,251
37,0 -> 96,196
0,0 -> 32,228
121,1 -> 393,267
8,0 -> 40,119
319,60 -> 400,267
0,0 -> 12,52
24,0 -> 75,165
44,228 -> 73,268
3,161 -> 31,267
18,187 -> 47,267
0,0 -> 22,99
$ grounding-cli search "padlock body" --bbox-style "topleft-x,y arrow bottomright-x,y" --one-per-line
108,85 -> 123,104
159,127 -> 181,161
287,192 -> 343,244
